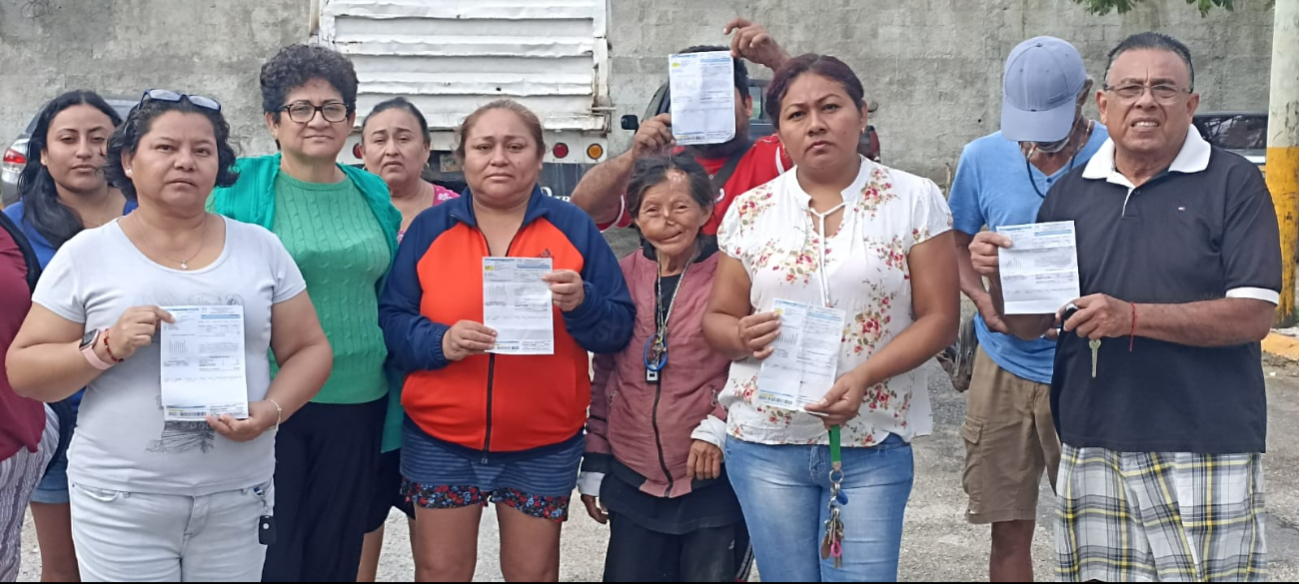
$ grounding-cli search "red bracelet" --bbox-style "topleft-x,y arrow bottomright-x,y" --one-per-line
1129,302 -> 1138,352
102,329 -> 124,363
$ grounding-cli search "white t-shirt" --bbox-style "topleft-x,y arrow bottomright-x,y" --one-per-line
33,216 -> 306,496
717,156 -> 953,447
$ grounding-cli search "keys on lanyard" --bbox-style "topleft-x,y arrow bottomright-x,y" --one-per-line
819,425 -> 846,569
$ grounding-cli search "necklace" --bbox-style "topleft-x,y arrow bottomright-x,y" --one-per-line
1024,119 -> 1093,199
643,246 -> 698,383
131,214 -> 211,270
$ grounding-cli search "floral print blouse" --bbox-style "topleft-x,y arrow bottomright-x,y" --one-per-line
717,156 -> 953,447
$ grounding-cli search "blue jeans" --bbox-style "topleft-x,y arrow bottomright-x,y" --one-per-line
725,434 -> 914,583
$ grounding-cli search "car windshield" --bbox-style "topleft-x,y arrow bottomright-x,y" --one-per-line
1194,114 -> 1267,151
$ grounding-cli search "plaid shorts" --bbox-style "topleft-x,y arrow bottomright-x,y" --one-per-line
1054,444 -> 1267,582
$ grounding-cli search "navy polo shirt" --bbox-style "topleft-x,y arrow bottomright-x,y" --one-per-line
1037,127 -> 1280,454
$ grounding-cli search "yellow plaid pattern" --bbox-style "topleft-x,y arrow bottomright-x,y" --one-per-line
1054,444 -> 1267,582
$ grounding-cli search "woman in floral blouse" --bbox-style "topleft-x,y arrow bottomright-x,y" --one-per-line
703,54 -> 959,582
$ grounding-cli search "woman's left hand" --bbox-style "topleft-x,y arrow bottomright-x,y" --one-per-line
207,400 -> 278,442
543,270 -> 586,312
686,440 -> 723,480
804,369 -> 870,429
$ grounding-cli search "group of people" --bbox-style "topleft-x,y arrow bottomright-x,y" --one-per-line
0,15 -> 1277,584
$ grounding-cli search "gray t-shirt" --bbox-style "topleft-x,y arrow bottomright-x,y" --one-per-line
33,217 -> 306,496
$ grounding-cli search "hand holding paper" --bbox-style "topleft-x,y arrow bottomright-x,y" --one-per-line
996,221 -> 1081,315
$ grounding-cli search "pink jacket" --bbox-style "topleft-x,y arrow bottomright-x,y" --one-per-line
584,245 -> 730,498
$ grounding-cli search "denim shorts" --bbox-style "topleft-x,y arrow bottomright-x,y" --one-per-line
400,418 -> 583,522
31,447 -> 70,505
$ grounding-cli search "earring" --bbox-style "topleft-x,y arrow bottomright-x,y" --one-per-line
125,168 -> 133,176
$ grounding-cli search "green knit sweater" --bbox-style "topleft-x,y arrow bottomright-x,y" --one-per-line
271,172 -> 390,404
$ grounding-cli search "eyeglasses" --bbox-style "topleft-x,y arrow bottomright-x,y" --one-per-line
281,102 -> 350,124
1103,83 -> 1193,103
139,89 -> 222,112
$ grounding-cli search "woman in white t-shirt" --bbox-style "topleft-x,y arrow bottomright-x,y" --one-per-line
703,55 -> 960,582
6,91 -> 334,582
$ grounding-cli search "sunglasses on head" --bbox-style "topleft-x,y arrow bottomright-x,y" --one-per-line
138,89 -> 222,112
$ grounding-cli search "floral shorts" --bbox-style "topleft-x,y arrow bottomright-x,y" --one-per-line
401,481 -> 571,522
400,418 -> 583,523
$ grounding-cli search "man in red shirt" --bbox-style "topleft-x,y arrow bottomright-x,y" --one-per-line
571,19 -> 794,235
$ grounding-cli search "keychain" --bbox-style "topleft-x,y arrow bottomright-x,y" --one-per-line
820,425 -> 846,568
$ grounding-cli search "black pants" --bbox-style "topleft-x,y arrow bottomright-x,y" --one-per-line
603,513 -> 752,582
261,398 -> 386,582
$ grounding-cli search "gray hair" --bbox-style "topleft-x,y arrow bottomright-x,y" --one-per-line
1104,32 -> 1195,89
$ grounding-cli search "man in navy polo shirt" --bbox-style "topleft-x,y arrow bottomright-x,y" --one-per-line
972,32 -> 1278,583
949,37 -> 1108,583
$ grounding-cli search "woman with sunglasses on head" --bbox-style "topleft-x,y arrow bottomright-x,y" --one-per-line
4,90 -> 127,583
207,44 -> 402,582
5,90 -> 332,582
355,97 -> 458,582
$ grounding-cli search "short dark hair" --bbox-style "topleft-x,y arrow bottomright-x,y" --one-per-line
681,45 -> 749,96
626,154 -> 715,220
362,97 -> 430,145
1105,32 -> 1195,90
455,99 -> 546,161
18,91 -> 123,247
105,97 -> 239,200
766,54 -> 865,130
260,44 -> 359,121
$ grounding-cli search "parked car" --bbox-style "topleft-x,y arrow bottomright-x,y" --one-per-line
621,79 -> 882,162
1194,111 -> 1266,171
1,97 -> 136,209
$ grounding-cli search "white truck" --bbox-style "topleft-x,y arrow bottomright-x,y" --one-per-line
318,0 -> 613,200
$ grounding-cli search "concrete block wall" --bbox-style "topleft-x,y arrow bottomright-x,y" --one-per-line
606,0 -> 1274,186
0,0 -> 310,157
0,0 -> 1273,189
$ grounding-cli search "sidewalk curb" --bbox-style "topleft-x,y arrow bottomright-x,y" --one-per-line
1263,333 -> 1299,361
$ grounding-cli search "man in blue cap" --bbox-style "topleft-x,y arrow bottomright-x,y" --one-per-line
972,32 -> 1276,583
948,36 -> 1108,582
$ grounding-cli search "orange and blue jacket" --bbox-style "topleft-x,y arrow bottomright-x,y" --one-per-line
379,188 -> 635,453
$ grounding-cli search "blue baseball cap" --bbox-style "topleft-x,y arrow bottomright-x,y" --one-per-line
1002,37 -> 1088,143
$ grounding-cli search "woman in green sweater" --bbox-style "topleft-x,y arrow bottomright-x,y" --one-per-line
208,44 -> 401,582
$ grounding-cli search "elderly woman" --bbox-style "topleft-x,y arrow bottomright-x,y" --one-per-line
6,91 -> 332,582
207,44 -> 401,581
4,90 -> 130,583
379,99 -> 634,582
704,54 -> 960,582
577,154 -> 749,582
355,96 -> 458,582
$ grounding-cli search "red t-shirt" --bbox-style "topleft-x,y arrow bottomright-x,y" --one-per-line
0,225 -> 45,460
600,135 -> 792,235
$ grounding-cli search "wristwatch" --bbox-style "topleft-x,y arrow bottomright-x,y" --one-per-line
80,329 -> 115,371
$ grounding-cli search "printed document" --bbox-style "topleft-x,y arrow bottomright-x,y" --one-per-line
160,306 -> 249,422
668,51 -> 736,146
483,257 -> 555,355
756,299 -> 847,410
997,221 -> 1082,315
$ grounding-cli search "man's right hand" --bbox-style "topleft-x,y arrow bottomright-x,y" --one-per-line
631,114 -> 674,159
442,321 -> 497,362
974,296 -> 1010,334
969,232 -> 1013,278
